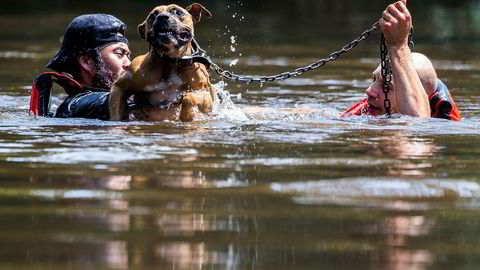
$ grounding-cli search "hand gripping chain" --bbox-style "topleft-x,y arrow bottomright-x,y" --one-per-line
380,27 -> 414,115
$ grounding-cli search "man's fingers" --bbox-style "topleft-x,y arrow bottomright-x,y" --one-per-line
379,18 -> 385,27
387,4 -> 406,21
382,11 -> 390,21
383,9 -> 399,24
395,1 -> 409,14
379,18 -> 392,30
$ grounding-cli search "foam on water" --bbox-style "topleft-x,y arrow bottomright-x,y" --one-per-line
212,81 -> 249,122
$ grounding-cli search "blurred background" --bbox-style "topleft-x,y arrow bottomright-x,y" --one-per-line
1,0 -> 480,65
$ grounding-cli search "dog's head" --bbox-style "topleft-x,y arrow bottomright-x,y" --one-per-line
138,3 -> 212,58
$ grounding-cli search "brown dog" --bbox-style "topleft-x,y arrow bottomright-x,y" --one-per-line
109,3 -> 215,122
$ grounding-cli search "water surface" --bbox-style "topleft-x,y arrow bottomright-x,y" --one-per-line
1,0 -> 480,269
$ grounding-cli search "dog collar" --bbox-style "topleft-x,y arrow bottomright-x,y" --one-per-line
153,38 -> 212,69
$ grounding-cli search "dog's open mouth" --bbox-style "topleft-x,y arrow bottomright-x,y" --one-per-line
157,28 -> 192,46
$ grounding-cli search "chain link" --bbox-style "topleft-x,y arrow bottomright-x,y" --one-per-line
380,27 -> 414,116
380,34 -> 392,115
205,21 -> 414,95
209,22 -> 381,84
205,20 -> 413,117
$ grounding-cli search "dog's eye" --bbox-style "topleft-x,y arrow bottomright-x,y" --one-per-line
171,8 -> 185,17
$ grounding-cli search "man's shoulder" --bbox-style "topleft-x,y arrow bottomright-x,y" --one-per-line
55,91 -> 110,120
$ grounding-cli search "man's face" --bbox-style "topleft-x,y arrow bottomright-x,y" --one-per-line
93,42 -> 131,89
365,65 -> 397,115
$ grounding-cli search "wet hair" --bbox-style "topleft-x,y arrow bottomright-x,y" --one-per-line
60,47 -> 101,78
63,46 -> 116,89
46,14 -> 128,71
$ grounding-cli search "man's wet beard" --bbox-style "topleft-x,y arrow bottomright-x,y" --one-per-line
92,58 -> 117,89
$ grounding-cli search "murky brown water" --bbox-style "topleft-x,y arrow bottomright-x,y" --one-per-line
1,0 -> 480,269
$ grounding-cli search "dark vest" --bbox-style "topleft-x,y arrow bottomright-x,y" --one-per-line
29,72 -> 108,117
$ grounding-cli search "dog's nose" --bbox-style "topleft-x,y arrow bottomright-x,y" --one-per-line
156,13 -> 171,21
154,13 -> 174,29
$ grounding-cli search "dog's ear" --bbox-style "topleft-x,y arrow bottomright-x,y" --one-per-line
186,3 -> 212,23
138,21 -> 147,40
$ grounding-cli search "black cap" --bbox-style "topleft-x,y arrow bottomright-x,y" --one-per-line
47,14 -> 128,71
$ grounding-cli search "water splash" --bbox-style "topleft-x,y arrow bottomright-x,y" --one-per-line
229,59 -> 239,67
212,82 -> 248,121
230,35 -> 237,52
215,3 -> 246,60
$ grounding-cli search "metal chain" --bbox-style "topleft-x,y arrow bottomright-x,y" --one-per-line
380,34 -> 392,115
408,27 -> 414,51
380,27 -> 414,116
208,22 -> 381,84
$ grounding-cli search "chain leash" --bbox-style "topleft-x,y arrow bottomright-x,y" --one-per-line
207,22 -> 381,84
380,27 -> 414,116
380,34 -> 392,115
146,21 -> 414,112
200,20 -> 413,117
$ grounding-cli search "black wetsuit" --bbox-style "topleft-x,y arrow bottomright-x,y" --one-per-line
30,72 -> 112,120
55,91 -> 110,120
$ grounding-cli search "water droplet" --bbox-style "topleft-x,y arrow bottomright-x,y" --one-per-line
229,59 -> 239,67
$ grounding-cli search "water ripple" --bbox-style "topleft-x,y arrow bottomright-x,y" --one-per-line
0,51 -> 38,59
271,178 -> 480,209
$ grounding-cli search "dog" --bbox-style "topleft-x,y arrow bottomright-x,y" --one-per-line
109,3 -> 215,122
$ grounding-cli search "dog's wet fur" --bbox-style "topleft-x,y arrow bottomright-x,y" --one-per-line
109,3 -> 215,122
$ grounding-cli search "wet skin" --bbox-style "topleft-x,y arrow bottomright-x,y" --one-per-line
365,65 -> 397,116
98,42 -> 132,82
109,4 -> 216,122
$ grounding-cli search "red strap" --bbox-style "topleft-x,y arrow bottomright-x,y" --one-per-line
341,98 -> 369,117
29,79 -> 39,115
28,72 -> 84,116
344,97 -> 461,121
42,72 -> 84,91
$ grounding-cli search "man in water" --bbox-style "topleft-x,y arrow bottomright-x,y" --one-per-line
342,0 -> 460,120
31,2 -> 459,121
29,14 -> 132,120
